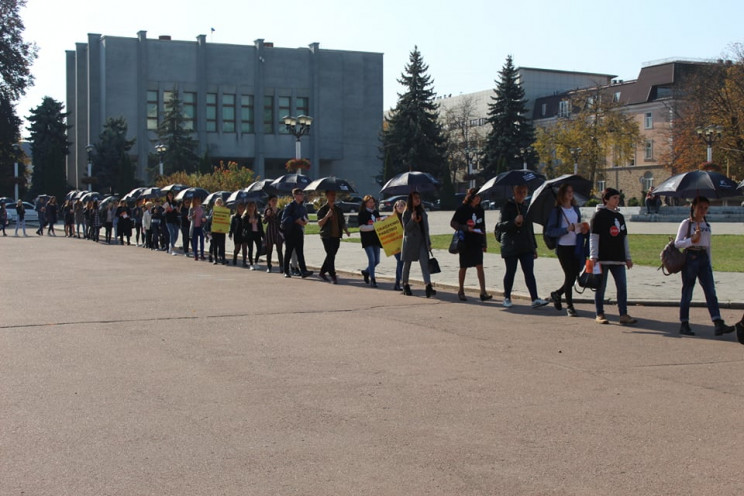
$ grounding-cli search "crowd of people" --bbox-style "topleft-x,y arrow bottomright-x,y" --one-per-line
4,185 -> 741,338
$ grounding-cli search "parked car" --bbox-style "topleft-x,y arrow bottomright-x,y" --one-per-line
337,195 -> 364,213
4,201 -> 40,225
380,195 -> 437,212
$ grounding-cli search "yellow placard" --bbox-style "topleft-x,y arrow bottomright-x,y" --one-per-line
373,214 -> 403,257
211,205 -> 231,234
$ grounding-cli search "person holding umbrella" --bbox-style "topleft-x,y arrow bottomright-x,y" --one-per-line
450,188 -> 491,302
317,190 -> 350,284
401,191 -> 436,298
188,196 -> 207,261
674,196 -> 735,337
163,191 -> 180,255
229,203 -> 248,266
495,185 -> 549,309
241,201 -> 264,270
281,188 -> 312,278
589,188 -> 636,325
263,195 -> 284,273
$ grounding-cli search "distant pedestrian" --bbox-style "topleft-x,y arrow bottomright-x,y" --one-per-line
132,201 -> 143,246
263,195 -> 284,273
210,197 -> 227,265
450,188 -> 491,302
242,201 -> 264,270
62,200 -> 74,237
229,203 -> 247,266
45,196 -> 58,236
317,190 -> 350,284
189,196 -> 206,260
281,188 -> 312,278
589,188 -> 636,325
35,197 -> 46,235
180,199 -> 191,256
0,203 -> 8,236
163,191 -> 180,255
14,200 -> 27,236
392,199 -> 406,291
358,195 -> 382,287
116,200 -> 132,245
103,202 -> 114,244
142,202 -> 153,249
401,191 -> 435,298
674,196 -> 735,336
74,200 -> 85,238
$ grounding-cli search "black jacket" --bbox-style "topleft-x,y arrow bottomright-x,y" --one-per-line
496,198 -> 536,258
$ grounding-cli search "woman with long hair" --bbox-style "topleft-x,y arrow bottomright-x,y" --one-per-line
14,200 -> 27,236
263,195 -> 284,273
163,190 -> 180,255
392,199 -> 406,291
188,196 -> 206,260
358,195 -> 382,287
674,196 -> 735,336
450,188 -> 491,302
229,202 -> 248,266
401,191 -> 436,298
242,201 -> 264,269
46,196 -> 58,236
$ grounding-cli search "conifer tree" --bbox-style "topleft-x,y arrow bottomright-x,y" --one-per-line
92,117 -> 136,194
27,97 -> 70,200
380,47 -> 448,180
0,93 -> 23,197
481,55 -> 536,176
154,89 -> 199,175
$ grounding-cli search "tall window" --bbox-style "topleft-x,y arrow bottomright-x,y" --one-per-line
206,93 -> 217,132
644,112 -> 653,129
240,95 -> 254,133
263,95 -> 274,134
146,90 -> 158,130
183,92 -> 196,131
597,180 -> 606,192
296,96 -> 309,117
278,96 -> 291,134
644,139 -> 654,160
558,100 -> 570,118
222,94 -> 236,133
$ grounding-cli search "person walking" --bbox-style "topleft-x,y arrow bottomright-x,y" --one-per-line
242,201 -> 264,270
103,202 -> 115,244
1,203 -> 8,236
674,196 -> 735,336
450,188 -> 491,302
163,191 -> 180,255
188,197 -> 206,261
210,197 -> 228,265
45,196 -> 58,236
14,200 -> 27,236
281,188 -> 312,278
400,191 -> 436,298
392,199 -> 406,291
358,195 -> 382,287
179,199 -> 191,256
90,200 -> 102,242
35,197 -> 46,236
546,184 -> 587,317
229,202 -> 248,266
74,200 -> 85,238
263,195 -> 284,273
317,190 -> 350,284
116,200 -> 132,245
62,200 -> 74,237
132,201 -> 143,246
589,188 -> 636,325
496,185 -> 549,309
142,202 -> 153,249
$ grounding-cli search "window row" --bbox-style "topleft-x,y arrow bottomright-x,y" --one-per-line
147,91 -> 309,134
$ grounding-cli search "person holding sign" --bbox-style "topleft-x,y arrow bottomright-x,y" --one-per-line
210,197 -> 230,265
450,188 -> 491,302
358,195 -> 383,288
317,190 -> 350,284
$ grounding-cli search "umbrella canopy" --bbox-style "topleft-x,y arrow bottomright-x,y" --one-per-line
139,187 -> 163,200
380,171 -> 441,196
79,191 -> 102,204
175,187 -> 210,202
270,174 -> 313,193
121,187 -> 147,204
99,195 -> 119,209
0,196 -> 15,205
203,190 -> 231,207
304,176 -> 356,193
34,194 -> 51,203
526,174 -> 593,226
64,190 -> 80,202
226,188 -> 264,207
653,170 -> 739,199
477,170 -> 545,198
161,183 -> 188,194
72,190 -> 88,201
738,179 -> 744,194
244,178 -> 277,195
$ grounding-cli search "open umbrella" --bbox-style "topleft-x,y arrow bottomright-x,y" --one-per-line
139,187 -> 162,200
380,171 -> 441,196
99,195 -> 119,209
526,174 -> 593,226
738,179 -> 744,194
226,188 -> 262,207
653,170 -> 739,199
270,174 -> 313,193
203,190 -> 231,207
64,190 -> 80,202
79,191 -> 102,204
477,170 -> 545,198
161,183 -> 188,194
304,176 -> 356,193
244,178 -> 277,195
175,187 -> 210,202
34,194 -> 51,203
122,187 -> 147,204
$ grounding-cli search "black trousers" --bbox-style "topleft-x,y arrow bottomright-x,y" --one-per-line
555,244 -> 581,307
320,237 -> 340,276
283,230 -> 307,274
211,232 -> 226,261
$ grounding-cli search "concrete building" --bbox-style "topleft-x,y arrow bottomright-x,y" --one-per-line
66,32 -> 383,195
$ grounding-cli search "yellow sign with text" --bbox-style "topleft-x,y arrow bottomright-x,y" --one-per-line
373,214 -> 403,257
211,206 -> 231,234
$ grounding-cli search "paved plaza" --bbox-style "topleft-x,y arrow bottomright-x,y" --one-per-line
1,218 -> 743,495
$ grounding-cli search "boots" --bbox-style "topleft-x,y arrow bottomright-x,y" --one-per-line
233,254 -> 238,266
403,284 -> 412,296
425,284 -> 436,298
679,321 -> 695,336
714,319 -> 735,336
370,277 -> 377,288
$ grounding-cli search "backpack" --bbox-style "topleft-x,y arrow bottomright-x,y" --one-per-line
658,220 -> 691,275
542,206 -> 565,251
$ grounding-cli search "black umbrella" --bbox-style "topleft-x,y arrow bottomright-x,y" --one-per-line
203,190 -> 231,207
477,170 -> 545,198
226,188 -> 263,207
140,187 -> 163,200
270,174 -> 313,193
122,187 -> 147,204
64,190 -> 80,202
175,187 -> 210,202
738,179 -> 744,194
526,174 -> 593,226
79,191 -> 102,204
34,194 -> 51,203
72,190 -> 88,201
304,176 -> 357,193
99,195 -> 120,209
653,170 -> 739,199
161,183 -> 188,194
244,178 -> 277,195
379,171 -> 441,196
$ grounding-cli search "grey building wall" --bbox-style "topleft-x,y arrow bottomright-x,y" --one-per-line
66,32 -> 384,196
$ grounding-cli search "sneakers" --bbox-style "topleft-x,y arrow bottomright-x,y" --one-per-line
679,321 -> 695,336
550,291 -> 562,311
531,298 -> 550,309
713,319 -> 735,336
595,314 -> 609,324
566,306 -> 577,317
502,298 -> 513,308
618,314 -> 637,325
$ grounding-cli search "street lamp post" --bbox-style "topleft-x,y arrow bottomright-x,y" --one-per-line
155,143 -> 167,177
569,147 -> 582,175
85,144 -> 94,191
12,144 -> 20,201
282,115 -> 313,174
696,125 -> 723,163
517,147 -> 532,171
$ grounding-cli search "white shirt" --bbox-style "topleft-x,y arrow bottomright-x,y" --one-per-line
557,206 -> 579,246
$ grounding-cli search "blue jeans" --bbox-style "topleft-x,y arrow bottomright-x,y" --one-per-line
680,250 -> 720,322
595,264 -> 627,317
503,252 -> 538,300
191,226 -> 204,257
167,222 -> 179,250
394,252 -> 403,285
364,245 -> 380,279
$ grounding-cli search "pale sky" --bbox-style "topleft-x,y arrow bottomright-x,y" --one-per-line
15,0 -> 744,137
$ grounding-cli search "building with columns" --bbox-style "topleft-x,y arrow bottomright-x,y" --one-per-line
66,31 -> 383,195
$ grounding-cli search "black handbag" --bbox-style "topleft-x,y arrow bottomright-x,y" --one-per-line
448,230 -> 463,254
659,222 -> 691,275
576,261 -> 602,292
428,253 -> 441,274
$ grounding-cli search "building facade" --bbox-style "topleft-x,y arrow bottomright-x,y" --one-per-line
66,32 -> 384,195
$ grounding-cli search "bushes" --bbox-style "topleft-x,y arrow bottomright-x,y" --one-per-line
156,161 -> 256,192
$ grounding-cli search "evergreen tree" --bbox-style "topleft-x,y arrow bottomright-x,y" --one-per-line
27,97 -> 70,200
481,55 -> 536,176
380,47 -> 448,180
92,117 -> 136,194
0,0 -> 37,102
154,89 -> 199,176
0,93 -> 24,198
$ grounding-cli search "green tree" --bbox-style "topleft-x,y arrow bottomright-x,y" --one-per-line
92,117 -> 136,194
0,93 -> 24,197
0,0 -> 38,102
153,89 -> 199,176
380,46 -> 448,180
27,97 -> 70,200
481,55 -> 536,177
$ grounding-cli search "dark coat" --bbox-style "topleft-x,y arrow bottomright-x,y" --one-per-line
401,207 -> 430,262
496,198 -> 536,258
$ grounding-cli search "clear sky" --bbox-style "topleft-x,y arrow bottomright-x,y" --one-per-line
14,0 -> 744,137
